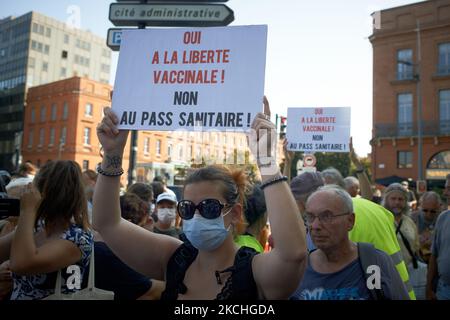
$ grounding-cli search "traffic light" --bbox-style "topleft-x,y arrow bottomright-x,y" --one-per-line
280,116 -> 287,138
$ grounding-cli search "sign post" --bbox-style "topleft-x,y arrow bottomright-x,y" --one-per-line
108,0 -> 236,186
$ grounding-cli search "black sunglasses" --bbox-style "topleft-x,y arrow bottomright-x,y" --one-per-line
177,198 -> 231,220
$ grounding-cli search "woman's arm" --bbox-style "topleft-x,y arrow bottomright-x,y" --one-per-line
282,139 -> 294,183
250,97 -> 307,299
9,184 -> 81,275
93,108 -> 181,280
0,232 -> 14,263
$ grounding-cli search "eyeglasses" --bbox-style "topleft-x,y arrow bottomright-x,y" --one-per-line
304,211 -> 350,226
177,198 -> 232,220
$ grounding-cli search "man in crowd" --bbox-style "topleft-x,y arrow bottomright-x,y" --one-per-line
153,192 -> 179,238
322,169 -> 415,299
402,181 -> 417,210
344,176 -> 360,198
426,174 -> 450,300
411,191 -> 442,263
291,185 -> 409,300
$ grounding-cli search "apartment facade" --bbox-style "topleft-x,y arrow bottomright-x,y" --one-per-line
370,0 -> 450,188
0,11 -> 111,171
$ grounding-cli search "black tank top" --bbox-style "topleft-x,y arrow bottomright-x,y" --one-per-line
161,234 -> 259,300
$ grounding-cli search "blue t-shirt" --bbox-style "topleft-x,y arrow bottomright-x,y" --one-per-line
432,210 -> 450,285
291,256 -> 371,300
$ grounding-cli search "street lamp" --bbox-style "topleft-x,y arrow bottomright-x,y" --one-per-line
397,21 -> 423,181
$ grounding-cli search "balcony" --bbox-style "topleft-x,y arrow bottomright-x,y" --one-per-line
374,120 -> 450,138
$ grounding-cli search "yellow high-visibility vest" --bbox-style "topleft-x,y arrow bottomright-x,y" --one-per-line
349,198 -> 416,300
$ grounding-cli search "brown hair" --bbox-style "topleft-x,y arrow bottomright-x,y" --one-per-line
184,165 -> 248,234
82,169 -> 97,183
127,183 -> 154,202
18,162 -> 37,177
120,193 -> 149,225
34,160 -> 89,234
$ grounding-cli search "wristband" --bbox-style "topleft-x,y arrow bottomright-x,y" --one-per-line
96,162 -> 124,177
261,175 -> 288,190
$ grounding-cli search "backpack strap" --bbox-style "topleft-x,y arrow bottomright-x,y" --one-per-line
160,234 -> 198,300
395,219 -> 419,269
357,242 -> 386,300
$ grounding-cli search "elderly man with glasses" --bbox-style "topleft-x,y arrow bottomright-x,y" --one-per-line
290,184 -> 409,300
411,192 -> 442,264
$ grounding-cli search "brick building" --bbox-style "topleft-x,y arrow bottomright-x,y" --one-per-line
370,0 -> 450,188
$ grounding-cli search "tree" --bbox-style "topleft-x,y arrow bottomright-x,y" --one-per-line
314,152 -> 351,177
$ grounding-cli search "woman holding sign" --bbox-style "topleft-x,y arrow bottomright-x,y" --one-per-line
93,97 -> 307,299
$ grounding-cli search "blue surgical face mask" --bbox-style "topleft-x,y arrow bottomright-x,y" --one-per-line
182,210 -> 231,251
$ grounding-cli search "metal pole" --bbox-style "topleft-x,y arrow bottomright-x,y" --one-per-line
416,20 -> 423,181
127,2 -> 148,187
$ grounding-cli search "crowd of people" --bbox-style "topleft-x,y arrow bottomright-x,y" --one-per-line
0,99 -> 449,300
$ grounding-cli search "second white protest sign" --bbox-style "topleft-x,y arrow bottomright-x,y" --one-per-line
286,107 -> 351,153
112,25 -> 267,132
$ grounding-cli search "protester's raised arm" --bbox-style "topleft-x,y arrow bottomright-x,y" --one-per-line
250,97 -> 307,299
349,137 -> 372,200
93,108 -> 181,280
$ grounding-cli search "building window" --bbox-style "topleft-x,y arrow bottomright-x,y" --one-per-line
196,146 -> 201,159
189,145 -> 193,159
40,106 -> 46,122
31,107 -> 35,123
39,128 -> 45,146
85,103 -> 93,117
49,127 -> 55,146
397,49 -> 413,80
101,64 -> 110,73
440,89 -> 450,134
60,127 -> 67,145
28,130 -> 33,147
83,160 -> 89,170
60,68 -> 66,78
32,23 -> 38,33
42,62 -> 48,72
397,93 -> 413,136
83,127 -> 91,145
51,104 -> 57,121
62,50 -> 68,59
64,34 -> 69,44
178,146 -> 183,160
38,25 -> 44,35
156,140 -> 162,155
62,102 -> 68,120
168,144 -> 173,159
144,137 -> 150,154
29,57 -> 35,68
46,27 -> 51,38
44,45 -> 49,55
438,43 -> 450,75
398,151 -> 413,169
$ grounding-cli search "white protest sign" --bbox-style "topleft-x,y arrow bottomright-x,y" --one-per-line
112,25 -> 267,132
286,107 -> 351,153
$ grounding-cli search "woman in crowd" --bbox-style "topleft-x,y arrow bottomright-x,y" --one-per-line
0,160 -> 92,300
93,99 -> 307,300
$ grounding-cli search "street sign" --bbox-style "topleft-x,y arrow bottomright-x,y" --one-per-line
303,154 -> 317,167
107,28 -> 127,51
109,2 -> 234,27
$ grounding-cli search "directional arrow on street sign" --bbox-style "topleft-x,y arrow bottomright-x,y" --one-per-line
109,2 -> 234,27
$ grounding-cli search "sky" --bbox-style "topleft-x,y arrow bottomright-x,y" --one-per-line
2,0 -> 422,156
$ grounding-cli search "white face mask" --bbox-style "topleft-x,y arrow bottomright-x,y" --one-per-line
157,208 -> 176,224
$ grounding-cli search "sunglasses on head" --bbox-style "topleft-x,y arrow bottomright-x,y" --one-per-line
177,198 -> 232,220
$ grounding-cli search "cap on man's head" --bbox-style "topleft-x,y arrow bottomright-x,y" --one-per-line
401,181 -> 409,186
384,183 -> 408,198
290,171 -> 324,200
156,192 -> 177,204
